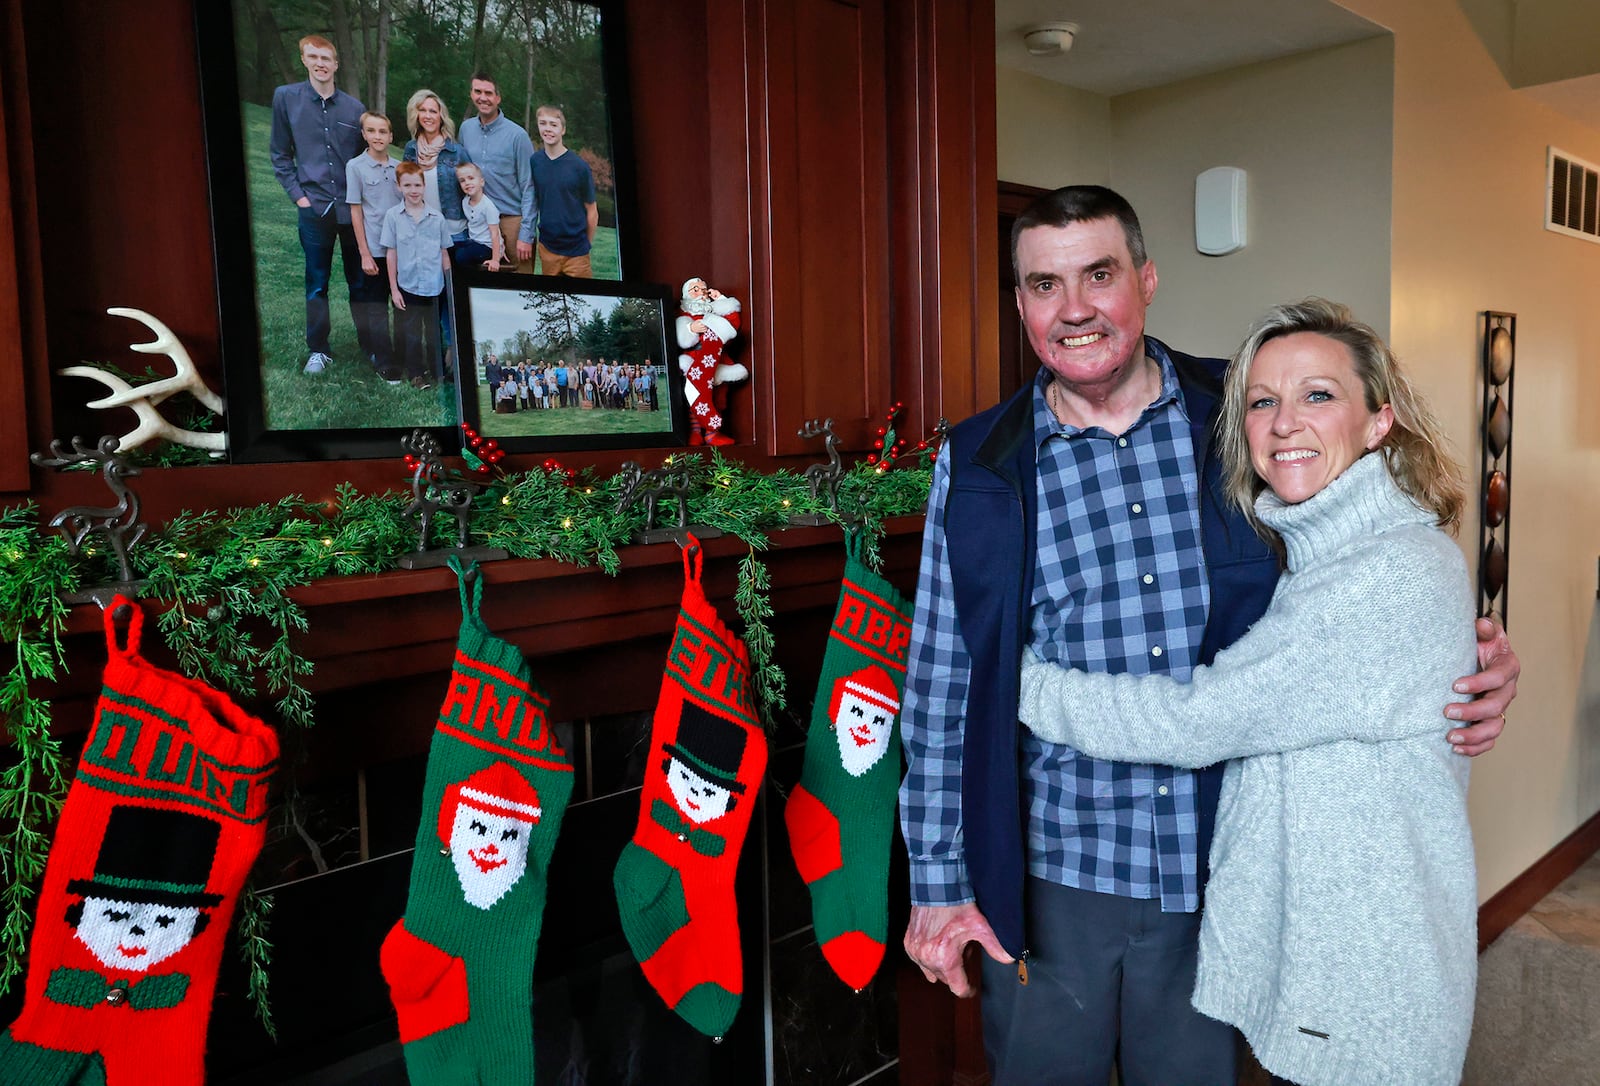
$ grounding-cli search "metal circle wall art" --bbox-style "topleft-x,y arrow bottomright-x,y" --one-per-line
1477,311 -> 1515,626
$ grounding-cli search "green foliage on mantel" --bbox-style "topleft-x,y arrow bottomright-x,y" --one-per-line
0,451 -> 932,1033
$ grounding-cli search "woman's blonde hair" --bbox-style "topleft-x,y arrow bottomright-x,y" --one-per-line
405,89 -> 456,141
1218,298 -> 1464,540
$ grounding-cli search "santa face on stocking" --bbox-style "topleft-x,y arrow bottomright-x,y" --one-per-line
829,667 -> 900,777
70,898 -> 207,972
439,765 -> 543,910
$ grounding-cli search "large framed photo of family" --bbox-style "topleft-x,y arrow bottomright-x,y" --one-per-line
194,0 -> 636,461
454,272 -> 686,452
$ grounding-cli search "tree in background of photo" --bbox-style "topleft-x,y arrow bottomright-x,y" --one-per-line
231,0 -> 613,197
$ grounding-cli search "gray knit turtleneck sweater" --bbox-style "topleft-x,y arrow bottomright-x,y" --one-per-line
1018,451 -> 1477,1086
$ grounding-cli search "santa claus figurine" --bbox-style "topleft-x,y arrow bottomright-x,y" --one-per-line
677,277 -> 746,446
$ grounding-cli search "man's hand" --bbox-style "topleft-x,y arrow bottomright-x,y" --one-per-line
1445,616 -> 1520,756
903,902 -> 1012,998
361,255 -> 378,276
296,196 -> 311,208
391,289 -> 406,310
690,319 -> 708,335
517,240 -> 533,263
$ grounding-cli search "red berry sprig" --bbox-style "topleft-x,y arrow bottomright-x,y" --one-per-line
866,402 -> 941,474
540,458 -> 579,487
460,424 -> 506,477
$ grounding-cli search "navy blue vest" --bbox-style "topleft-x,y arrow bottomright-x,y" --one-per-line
940,341 -> 1281,957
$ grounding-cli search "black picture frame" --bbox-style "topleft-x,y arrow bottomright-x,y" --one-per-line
193,0 -> 639,462
455,270 -> 686,452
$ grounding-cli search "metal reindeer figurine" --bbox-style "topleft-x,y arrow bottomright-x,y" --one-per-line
397,431 -> 508,570
614,460 -> 722,545
791,417 -> 846,527
30,435 -> 149,608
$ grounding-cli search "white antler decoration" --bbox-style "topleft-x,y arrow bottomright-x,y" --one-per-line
59,307 -> 227,456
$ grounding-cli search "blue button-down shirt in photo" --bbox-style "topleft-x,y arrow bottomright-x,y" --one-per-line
900,338 -> 1211,914
346,152 -> 400,255
270,81 -> 366,221
378,205 -> 449,297
459,112 -> 536,242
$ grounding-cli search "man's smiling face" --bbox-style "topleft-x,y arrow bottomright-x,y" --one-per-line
1014,217 -> 1158,398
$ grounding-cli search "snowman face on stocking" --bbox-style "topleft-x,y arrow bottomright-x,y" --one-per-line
71,897 -> 205,972
830,668 -> 900,777
666,758 -> 736,824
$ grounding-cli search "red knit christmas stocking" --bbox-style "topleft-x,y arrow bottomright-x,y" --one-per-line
0,597 -> 278,1086
612,537 -> 767,1039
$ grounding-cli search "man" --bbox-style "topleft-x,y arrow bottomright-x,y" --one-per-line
269,35 -> 366,376
528,105 -> 598,277
898,185 -> 1518,1085
458,72 -> 536,273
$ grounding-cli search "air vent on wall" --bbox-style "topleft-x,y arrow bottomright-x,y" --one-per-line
1547,147 -> 1600,243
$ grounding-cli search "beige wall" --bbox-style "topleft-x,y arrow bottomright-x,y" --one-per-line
1335,0 -> 1600,899
994,67 -> 1111,190
1110,37 -> 1394,358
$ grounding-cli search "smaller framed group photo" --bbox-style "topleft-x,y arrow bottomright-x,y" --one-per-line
454,272 -> 686,452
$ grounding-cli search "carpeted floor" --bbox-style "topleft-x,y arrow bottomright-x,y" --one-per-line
1463,852 -> 1600,1085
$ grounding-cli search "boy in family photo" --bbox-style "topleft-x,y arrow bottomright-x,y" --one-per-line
269,33 -> 366,376
530,105 -> 598,278
454,163 -> 506,271
380,161 -> 452,390
346,111 -> 401,382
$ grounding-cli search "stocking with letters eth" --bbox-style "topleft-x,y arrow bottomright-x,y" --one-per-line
612,535 -> 767,1039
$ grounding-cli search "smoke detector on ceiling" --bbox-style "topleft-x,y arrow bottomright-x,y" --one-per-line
1023,22 -> 1079,57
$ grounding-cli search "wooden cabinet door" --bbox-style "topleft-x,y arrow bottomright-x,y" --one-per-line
754,0 -> 892,457
0,3 -> 34,493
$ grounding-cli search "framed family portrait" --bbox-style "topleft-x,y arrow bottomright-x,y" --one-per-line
454,272 -> 686,451
194,0 -> 636,461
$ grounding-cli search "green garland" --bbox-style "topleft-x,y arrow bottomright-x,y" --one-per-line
0,450 -> 932,1033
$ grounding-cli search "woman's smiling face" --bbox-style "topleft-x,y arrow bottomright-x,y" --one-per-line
1243,332 -> 1393,505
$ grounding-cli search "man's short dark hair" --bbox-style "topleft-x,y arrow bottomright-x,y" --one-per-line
1011,185 -> 1149,279
470,71 -> 499,94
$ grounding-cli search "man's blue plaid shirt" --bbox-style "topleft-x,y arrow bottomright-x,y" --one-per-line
900,340 -> 1211,913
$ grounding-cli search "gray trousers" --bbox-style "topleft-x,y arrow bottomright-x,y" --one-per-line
979,878 -> 1238,1086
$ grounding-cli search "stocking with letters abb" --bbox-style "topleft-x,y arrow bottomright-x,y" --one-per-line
784,533 -> 913,990
379,560 -> 574,1085
613,535 -> 767,1039
0,597 -> 279,1086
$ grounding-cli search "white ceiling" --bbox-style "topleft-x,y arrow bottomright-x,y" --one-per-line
994,0 -> 1390,97
995,0 -> 1600,131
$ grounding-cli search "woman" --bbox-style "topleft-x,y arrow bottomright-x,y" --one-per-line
1017,299 -> 1477,1086
401,89 -> 473,245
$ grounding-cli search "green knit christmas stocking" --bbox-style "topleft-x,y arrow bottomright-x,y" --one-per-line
613,536 -> 767,1039
784,533 -> 913,990
379,560 -> 574,1085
